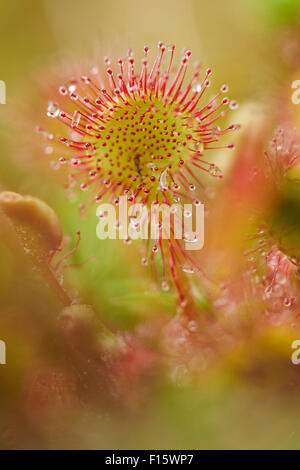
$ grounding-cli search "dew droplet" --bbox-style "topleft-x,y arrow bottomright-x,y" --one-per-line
171,365 -> 189,386
194,141 -> 204,152
90,65 -> 99,75
192,84 -> 202,93
188,321 -> 197,332
129,217 -> 140,229
180,297 -> 188,307
159,168 -> 169,190
183,233 -> 198,243
50,160 -> 59,170
44,145 -> 53,155
81,75 -> 91,84
181,265 -> 195,274
208,164 -> 223,178
70,93 -> 78,101
184,210 -> 192,218
114,220 -> 122,231
47,102 -> 60,118
229,100 -> 239,110
72,110 -> 81,128
221,84 -> 229,93
59,86 -> 68,95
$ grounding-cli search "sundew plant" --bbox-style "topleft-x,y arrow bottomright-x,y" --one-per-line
40,43 -> 238,307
